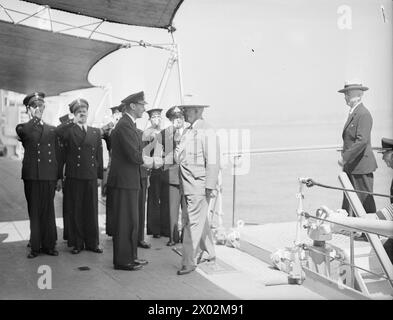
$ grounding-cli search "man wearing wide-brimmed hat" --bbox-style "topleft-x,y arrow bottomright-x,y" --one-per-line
174,104 -> 220,275
338,80 -> 377,229
55,98 -> 104,254
16,92 -> 63,258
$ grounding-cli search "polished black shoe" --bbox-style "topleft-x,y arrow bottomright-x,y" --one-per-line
134,259 -> 148,266
177,265 -> 196,275
153,234 -> 161,238
138,241 -> 151,249
166,240 -> 176,246
114,264 -> 143,271
86,247 -> 103,253
71,247 -> 82,254
42,248 -> 59,256
27,251 -> 39,259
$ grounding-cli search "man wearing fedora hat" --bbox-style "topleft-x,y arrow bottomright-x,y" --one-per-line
55,98 -> 104,254
174,104 -> 220,275
16,92 -> 63,258
338,80 -> 377,233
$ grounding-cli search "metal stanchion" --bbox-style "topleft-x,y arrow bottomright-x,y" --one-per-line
349,207 -> 355,288
232,155 -> 241,228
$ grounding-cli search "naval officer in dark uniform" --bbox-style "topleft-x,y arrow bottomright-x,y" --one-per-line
58,106 -> 75,242
107,91 -> 148,271
16,92 -> 63,258
137,128 -> 152,249
101,104 -> 122,237
160,106 -> 187,246
144,108 -> 170,239
55,99 -> 104,254
381,138 -> 393,203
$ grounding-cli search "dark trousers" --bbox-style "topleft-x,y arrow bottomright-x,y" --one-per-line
23,180 -> 57,252
62,181 -> 70,241
106,185 -> 113,236
66,178 -> 99,249
342,172 -> 376,214
138,178 -> 148,242
167,184 -> 184,243
111,188 -> 139,266
147,172 -> 170,236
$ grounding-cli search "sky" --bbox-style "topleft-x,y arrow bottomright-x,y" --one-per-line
0,0 -> 392,148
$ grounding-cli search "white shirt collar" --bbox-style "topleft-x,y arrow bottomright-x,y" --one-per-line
125,112 -> 137,124
349,101 -> 362,114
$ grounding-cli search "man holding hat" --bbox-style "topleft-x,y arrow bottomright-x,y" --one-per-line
16,92 -> 63,258
55,98 -> 104,254
144,108 -> 170,240
174,104 -> 220,275
159,106 -> 187,246
338,80 -> 377,227
107,91 -> 148,270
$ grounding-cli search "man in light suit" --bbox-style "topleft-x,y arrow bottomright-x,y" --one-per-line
338,80 -> 378,238
174,105 -> 220,275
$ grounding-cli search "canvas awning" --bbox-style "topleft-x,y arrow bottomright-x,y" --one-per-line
23,0 -> 184,29
0,20 -> 120,96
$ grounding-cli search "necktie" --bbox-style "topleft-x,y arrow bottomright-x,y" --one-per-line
82,126 -> 86,134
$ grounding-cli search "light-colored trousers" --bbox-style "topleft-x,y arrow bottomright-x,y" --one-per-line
181,194 -> 216,267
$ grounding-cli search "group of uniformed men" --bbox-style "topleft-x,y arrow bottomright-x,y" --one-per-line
16,90 -> 220,275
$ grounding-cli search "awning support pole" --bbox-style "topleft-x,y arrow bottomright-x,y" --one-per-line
170,29 -> 185,104
152,53 -> 177,110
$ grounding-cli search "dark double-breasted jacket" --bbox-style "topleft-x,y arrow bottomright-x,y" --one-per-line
55,120 -> 103,180
107,115 -> 144,190
16,117 -> 63,181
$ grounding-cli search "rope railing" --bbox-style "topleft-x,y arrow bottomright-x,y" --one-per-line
300,177 -> 393,199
